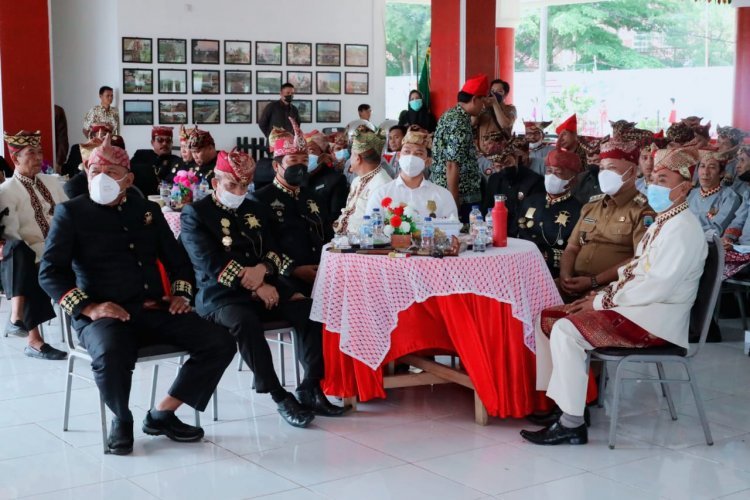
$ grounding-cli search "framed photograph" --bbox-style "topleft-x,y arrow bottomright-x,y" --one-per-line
316,100 -> 341,123
123,100 -> 153,125
287,71 -> 312,95
224,40 -> 251,65
256,71 -> 282,94
192,70 -> 220,94
122,37 -> 152,63
225,100 -> 253,124
345,72 -> 369,95
158,69 -> 187,94
345,44 -> 368,67
255,41 -> 282,65
225,70 -> 252,94
316,43 -> 340,66
256,100 -> 274,123
158,38 -> 186,64
191,39 -> 220,64
123,68 -> 153,94
193,100 -> 220,124
296,99 -> 313,124
316,72 -> 341,94
158,100 -> 188,124
286,42 -> 312,66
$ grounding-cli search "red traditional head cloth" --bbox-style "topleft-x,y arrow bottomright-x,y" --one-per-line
273,118 -> 308,157
460,74 -> 489,96
653,147 -> 699,181
600,139 -> 639,164
215,149 -> 254,183
152,126 -> 173,141
88,134 -> 130,170
523,120 -> 552,132
555,114 -> 577,135
545,148 -> 582,174
90,123 -> 113,137
179,125 -> 195,144
4,130 -> 41,154
187,128 -> 215,149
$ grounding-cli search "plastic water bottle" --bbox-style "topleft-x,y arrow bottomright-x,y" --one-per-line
371,208 -> 384,242
196,178 -> 209,201
485,209 -> 493,247
159,181 -> 171,202
247,182 -> 255,195
469,205 -> 482,230
170,183 -> 181,208
360,215 -> 374,249
420,217 -> 434,254
473,216 -> 486,252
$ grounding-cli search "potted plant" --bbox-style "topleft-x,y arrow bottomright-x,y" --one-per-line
171,170 -> 199,209
381,197 -> 417,249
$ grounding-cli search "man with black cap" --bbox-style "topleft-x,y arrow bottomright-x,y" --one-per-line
188,128 -> 218,181
129,126 -> 184,195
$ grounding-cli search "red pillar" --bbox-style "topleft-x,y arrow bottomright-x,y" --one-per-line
735,7 -> 750,131
431,0 -> 497,118
495,27 -> 515,103
0,0 -> 54,161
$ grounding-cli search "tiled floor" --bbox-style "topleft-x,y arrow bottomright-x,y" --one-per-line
2,299 -> 750,500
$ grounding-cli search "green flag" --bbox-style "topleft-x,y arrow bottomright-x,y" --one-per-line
418,46 -> 430,111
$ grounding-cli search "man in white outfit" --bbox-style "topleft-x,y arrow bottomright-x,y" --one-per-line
522,147 -> 707,445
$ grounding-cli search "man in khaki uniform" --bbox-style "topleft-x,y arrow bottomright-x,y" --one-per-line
558,139 -> 655,302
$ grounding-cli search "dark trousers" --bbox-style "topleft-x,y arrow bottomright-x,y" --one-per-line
208,299 -> 324,394
78,309 -> 236,421
1,240 -> 55,329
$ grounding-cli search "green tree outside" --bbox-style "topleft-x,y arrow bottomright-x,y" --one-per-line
385,3 -> 431,76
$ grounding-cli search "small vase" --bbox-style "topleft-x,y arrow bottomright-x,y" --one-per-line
390,234 -> 412,250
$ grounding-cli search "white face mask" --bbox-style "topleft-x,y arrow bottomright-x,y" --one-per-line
90,173 -> 125,205
544,174 -> 570,195
399,154 -> 426,178
598,167 -> 631,196
529,141 -> 543,149
218,188 -> 246,209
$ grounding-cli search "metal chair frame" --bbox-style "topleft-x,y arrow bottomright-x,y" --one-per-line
237,322 -> 301,388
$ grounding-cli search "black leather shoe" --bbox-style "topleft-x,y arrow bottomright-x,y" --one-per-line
296,386 -> 351,417
24,343 -> 67,360
142,410 -> 204,442
107,419 -> 134,455
5,320 -> 28,337
520,420 -> 588,445
526,407 -> 590,427
277,394 -> 315,428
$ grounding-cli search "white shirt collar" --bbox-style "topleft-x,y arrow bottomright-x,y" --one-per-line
395,175 -> 427,190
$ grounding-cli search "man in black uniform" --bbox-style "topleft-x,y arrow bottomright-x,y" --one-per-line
483,138 -> 544,237
129,126 -> 185,195
188,128 -> 218,181
39,136 -> 236,455
181,148 -> 347,425
571,138 -> 604,205
517,148 -> 582,278
304,130 -> 347,227
254,119 -> 333,296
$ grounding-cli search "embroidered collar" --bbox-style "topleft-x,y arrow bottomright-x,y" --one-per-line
700,185 -> 721,198
14,172 -> 38,187
546,191 -> 571,206
655,201 -> 688,224
273,178 -> 299,199
359,166 -> 383,183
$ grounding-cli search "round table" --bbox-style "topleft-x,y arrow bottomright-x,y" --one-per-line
311,239 -> 569,418
163,210 -> 181,238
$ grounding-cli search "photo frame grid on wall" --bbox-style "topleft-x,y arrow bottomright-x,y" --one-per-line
193,99 -> 221,124
256,100 -> 274,124
345,72 -> 369,95
158,38 -> 187,64
344,44 -> 368,67
192,39 -> 220,64
256,71 -> 282,94
316,71 -> 341,95
316,100 -> 341,123
122,37 -> 152,63
316,43 -> 341,66
255,41 -> 282,65
192,70 -> 221,94
225,70 -> 252,94
158,99 -> 188,124
158,69 -> 187,94
123,68 -> 154,94
286,42 -> 312,66
224,40 -> 252,65
123,100 -> 154,125
287,71 -> 312,95
295,99 -> 313,123
225,99 -> 253,124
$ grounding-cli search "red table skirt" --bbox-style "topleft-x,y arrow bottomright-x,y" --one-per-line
322,294 -> 596,419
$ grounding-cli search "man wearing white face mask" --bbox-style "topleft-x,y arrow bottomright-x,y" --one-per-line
366,126 -> 458,220
558,140 -> 655,302
39,135 -> 236,455
303,130 -> 347,228
525,120 -> 555,177
516,148 -> 582,278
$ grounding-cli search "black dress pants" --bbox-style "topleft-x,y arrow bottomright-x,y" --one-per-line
208,298 -> 324,394
78,308 -> 236,421
1,240 -> 55,329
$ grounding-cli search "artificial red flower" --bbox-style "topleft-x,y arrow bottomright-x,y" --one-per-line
392,206 -> 404,217
390,215 -> 402,228
381,197 -> 393,208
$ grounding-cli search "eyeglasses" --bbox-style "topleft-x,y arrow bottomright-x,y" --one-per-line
155,137 -> 172,144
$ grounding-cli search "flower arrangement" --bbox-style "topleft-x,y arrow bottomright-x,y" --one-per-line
171,170 -> 199,208
381,197 -> 417,237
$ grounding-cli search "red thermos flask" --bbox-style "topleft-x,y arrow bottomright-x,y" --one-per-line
492,195 -> 507,247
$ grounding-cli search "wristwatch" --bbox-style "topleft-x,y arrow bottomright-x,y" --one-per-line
590,276 -> 599,289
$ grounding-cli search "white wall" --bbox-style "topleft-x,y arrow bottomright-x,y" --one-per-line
52,0 -> 386,152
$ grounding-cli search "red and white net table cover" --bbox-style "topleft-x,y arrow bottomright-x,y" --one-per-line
311,238 -> 563,370
163,211 -> 181,238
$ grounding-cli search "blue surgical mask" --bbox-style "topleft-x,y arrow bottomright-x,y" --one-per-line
308,154 -> 320,173
335,149 -> 350,161
647,182 -> 684,213
409,99 -> 423,112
